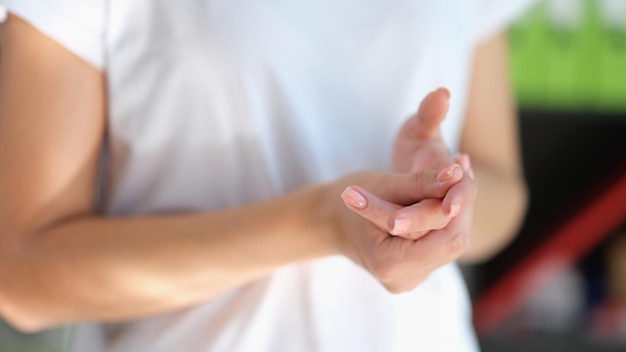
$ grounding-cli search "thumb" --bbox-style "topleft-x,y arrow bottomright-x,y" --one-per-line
401,87 -> 450,140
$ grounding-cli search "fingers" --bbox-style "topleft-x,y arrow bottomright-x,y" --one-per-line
382,164 -> 463,205
340,164 -> 463,234
397,87 -> 450,141
341,186 -> 402,232
384,165 -> 475,240
349,172 -> 475,294
441,171 -> 477,217
409,207 -> 473,267
408,164 -> 475,262
454,153 -> 474,179
387,199 -> 451,238
350,157 -> 476,294
341,164 -> 464,237
370,209 -> 473,293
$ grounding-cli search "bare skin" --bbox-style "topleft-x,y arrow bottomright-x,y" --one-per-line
384,35 -> 529,263
458,32 -> 528,262
0,13 -> 525,333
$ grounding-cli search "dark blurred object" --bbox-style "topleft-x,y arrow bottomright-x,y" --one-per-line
481,331 -> 626,352
587,230 -> 626,338
473,110 -> 626,350
467,1 -> 626,346
606,231 -> 626,302
475,111 -> 626,289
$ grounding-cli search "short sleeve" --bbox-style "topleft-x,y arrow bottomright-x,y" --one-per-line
472,0 -> 538,44
0,0 -> 106,70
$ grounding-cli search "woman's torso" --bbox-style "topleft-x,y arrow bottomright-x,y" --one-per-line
74,1 -> 480,351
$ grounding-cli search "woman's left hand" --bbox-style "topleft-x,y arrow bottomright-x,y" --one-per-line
361,88 -> 477,246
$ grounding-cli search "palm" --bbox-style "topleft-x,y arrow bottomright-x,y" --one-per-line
338,88 -> 477,292
393,137 -> 452,173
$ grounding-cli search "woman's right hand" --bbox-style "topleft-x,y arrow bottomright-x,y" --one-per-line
321,166 -> 469,293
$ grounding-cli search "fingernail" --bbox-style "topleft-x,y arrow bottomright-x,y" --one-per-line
437,165 -> 461,182
391,215 -> 411,234
449,201 -> 461,217
341,188 -> 367,209
437,87 -> 451,99
452,164 -> 463,180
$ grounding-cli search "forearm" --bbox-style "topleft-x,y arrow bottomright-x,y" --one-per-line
460,163 -> 528,263
0,185 -> 334,332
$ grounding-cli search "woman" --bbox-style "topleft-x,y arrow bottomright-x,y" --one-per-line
0,1 -> 531,351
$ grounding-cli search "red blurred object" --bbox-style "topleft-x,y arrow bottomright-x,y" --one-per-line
589,299 -> 626,337
473,161 -> 626,336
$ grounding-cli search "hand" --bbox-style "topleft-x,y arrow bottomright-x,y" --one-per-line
389,88 -> 477,241
327,88 -> 478,293
324,168 -> 464,293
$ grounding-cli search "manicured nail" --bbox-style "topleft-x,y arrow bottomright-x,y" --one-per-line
341,188 -> 367,209
437,165 -> 461,182
452,164 -> 463,179
437,87 -> 451,99
391,216 -> 411,234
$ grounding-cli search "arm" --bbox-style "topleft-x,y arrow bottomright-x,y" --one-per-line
0,14 -> 335,332
458,31 -> 529,263
0,14 -> 466,332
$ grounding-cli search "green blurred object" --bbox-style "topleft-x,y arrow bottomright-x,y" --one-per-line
0,320 -> 71,352
509,0 -> 626,112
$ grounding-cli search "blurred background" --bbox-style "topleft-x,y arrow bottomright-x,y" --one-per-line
0,0 -> 625,351
469,0 -> 626,351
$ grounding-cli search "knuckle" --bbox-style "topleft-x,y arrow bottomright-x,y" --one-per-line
410,172 -> 424,194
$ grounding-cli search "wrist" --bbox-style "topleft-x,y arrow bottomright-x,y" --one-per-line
306,182 -> 346,257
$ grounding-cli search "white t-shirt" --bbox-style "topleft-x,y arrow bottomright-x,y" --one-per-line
1,1 -> 534,351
